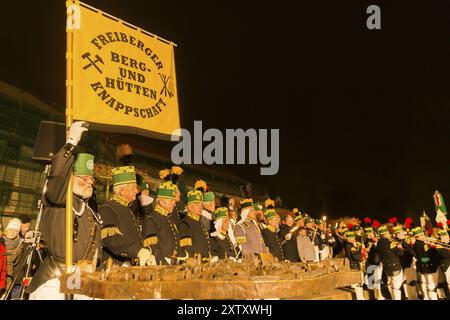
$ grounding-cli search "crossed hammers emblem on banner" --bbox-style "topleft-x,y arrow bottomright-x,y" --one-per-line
81,52 -> 104,74
159,73 -> 173,98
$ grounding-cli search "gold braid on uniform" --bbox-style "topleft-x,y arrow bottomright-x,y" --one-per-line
187,212 -> 200,221
390,242 -> 396,249
101,226 -> 124,240
180,237 -> 192,247
144,235 -> 158,247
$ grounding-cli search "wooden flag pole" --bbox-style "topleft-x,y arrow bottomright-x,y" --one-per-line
65,1 -> 75,299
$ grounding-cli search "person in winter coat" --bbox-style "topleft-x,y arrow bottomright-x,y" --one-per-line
296,227 -> 316,262
3,218 -> 23,299
0,236 -> 7,298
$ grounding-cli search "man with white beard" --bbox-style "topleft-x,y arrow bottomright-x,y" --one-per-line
27,121 -> 103,299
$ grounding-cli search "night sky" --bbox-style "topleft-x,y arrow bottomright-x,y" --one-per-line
1,1 -> 450,221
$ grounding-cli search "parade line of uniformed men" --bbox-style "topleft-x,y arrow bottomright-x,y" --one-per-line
21,122 -> 450,300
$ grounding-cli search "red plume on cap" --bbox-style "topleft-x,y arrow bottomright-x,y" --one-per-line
388,217 -> 397,225
372,220 -> 381,229
437,222 -> 444,228
347,223 -> 353,230
363,217 -> 372,224
447,220 -> 450,226
404,217 -> 413,229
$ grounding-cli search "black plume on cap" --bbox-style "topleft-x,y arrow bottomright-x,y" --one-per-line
116,144 -> 134,166
171,174 -> 180,185
219,195 -> 229,208
240,184 -> 252,199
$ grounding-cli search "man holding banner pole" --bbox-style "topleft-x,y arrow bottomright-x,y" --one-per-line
27,121 -> 103,300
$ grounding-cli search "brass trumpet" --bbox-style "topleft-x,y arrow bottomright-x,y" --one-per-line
425,237 -> 450,249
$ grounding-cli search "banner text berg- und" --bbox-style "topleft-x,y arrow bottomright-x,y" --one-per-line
69,2 -> 180,138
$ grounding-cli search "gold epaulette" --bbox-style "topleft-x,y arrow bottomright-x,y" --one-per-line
236,236 -> 247,244
143,236 -> 158,247
101,227 -> 123,240
180,237 -> 192,247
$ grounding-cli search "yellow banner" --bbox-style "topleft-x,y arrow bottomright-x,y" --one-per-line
67,1 -> 180,138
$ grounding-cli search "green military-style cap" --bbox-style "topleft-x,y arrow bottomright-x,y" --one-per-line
346,231 -> 355,238
364,227 -> 374,233
392,225 -> 403,234
378,226 -> 389,235
240,198 -> 253,210
73,153 -> 94,176
264,208 -> 277,221
215,207 -> 229,220
305,218 -> 314,224
112,166 -> 136,187
253,202 -> 263,211
157,181 -> 176,200
294,215 -> 302,222
412,227 -> 424,237
203,191 -> 215,202
187,190 -> 203,204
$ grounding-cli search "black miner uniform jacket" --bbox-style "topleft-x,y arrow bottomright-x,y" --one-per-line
130,198 -> 152,230
278,224 -> 300,262
344,241 -> 362,270
313,230 -> 325,250
170,207 -> 183,227
142,206 -> 180,264
99,195 -> 143,265
27,144 -> 103,293
261,226 -> 285,261
413,240 -> 439,274
210,230 -> 238,259
333,233 -> 345,258
365,239 -> 381,266
178,212 -> 212,260
376,238 -> 403,276
398,239 -> 416,269
436,245 -> 450,272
